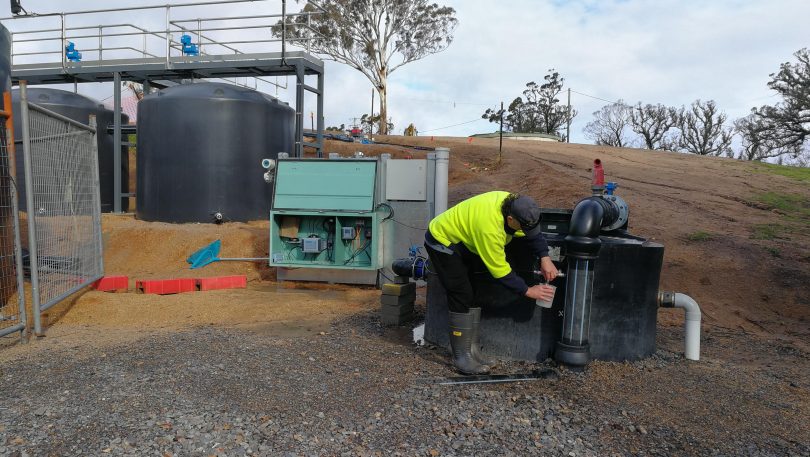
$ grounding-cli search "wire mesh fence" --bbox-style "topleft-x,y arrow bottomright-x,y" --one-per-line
20,85 -> 103,333
0,116 -> 26,339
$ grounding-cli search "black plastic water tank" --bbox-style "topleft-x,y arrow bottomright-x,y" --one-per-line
11,88 -> 130,213
424,212 -> 664,362
136,82 -> 294,223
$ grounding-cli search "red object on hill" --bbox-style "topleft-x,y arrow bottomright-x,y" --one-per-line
197,275 -> 247,291
592,158 -> 605,186
92,276 -> 129,292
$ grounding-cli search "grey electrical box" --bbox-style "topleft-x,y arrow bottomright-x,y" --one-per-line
342,227 -> 356,240
302,237 -> 327,253
386,159 -> 427,201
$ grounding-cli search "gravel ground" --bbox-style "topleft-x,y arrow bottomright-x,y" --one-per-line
0,312 -> 808,457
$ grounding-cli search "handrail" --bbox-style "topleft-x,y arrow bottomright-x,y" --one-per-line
5,0 -> 321,92
0,0 -> 262,20
171,11 -> 317,23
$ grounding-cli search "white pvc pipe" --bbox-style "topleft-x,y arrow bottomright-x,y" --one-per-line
434,147 -> 449,216
660,291 -> 701,361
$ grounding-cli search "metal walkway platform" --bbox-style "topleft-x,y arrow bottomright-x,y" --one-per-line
12,51 -> 324,85
4,0 -> 326,212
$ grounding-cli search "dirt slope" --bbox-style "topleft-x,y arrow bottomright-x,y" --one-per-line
330,135 -> 810,350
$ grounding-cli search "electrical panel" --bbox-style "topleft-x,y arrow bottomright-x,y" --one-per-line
269,159 -> 379,271
271,214 -> 376,268
386,159 -> 427,201
269,155 -> 439,285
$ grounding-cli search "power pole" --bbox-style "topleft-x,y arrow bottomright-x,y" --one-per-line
499,101 -> 504,159
566,88 -> 571,143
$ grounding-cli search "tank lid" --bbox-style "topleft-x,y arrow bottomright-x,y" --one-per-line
148,81 -> 283,104
11,87 -> 104,110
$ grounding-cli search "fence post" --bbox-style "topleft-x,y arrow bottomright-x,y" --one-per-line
19,81 -> 43,335
88,115 -> 104,274
113,72 -> 122,213
9,154 -> 26,340
4,94 -> 27,340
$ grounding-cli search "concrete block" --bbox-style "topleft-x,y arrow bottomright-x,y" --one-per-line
381,302 -> 415,318
380,291 -> 416,307
381,282 -> 416,296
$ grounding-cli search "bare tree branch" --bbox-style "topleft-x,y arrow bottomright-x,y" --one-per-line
629,103 -> 680,150
583,100 -> 632,147
678,100 -> 733,156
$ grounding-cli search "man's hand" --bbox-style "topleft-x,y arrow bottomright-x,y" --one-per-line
539,256 -> 558,282
525,284 -> 555,302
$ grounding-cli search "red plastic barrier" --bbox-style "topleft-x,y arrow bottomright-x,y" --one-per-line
92,276 -> 129,292
135,278 -> 197,295
197,275 -> 247,292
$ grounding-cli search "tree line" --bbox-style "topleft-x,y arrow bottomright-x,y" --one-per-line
482,70 -> 576,141
278,0 -> 805,163
583,48 -> 809,164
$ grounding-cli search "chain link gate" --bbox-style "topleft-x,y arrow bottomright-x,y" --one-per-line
18,82 -> 104,334
0,92 -> 27,340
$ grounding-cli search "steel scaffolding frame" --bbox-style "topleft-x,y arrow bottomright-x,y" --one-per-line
4,0 -> 325,213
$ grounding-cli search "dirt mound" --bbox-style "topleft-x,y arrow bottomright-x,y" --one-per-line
102,214 -> 272,282
328,135 -> 810,348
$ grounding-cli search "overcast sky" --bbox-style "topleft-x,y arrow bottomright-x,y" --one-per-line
3,0 -> 808,143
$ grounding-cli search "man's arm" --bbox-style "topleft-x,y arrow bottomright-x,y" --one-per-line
523,232 -> 559,281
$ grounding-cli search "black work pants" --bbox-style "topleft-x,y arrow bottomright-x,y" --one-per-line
424,240 -> 481,313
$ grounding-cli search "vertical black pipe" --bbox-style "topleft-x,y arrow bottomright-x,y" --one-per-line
556,197 -> 615,368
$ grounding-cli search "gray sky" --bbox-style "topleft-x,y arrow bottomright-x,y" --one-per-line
4,0 -> 808,143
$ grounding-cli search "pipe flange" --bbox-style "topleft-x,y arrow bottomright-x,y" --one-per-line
555,341 -> 591,368
601,194 -> 629,231
658,291 -> 676,307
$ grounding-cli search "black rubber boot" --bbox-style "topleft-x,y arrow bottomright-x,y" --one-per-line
448,311 -> 490,375
469,308 -> 497,367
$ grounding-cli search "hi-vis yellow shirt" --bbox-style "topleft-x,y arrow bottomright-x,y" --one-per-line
428,191 -> 525,279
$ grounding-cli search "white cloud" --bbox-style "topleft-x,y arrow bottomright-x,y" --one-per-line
4,0 -> 808,143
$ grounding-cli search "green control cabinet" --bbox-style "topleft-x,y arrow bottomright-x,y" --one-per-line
270,159 -> 380,272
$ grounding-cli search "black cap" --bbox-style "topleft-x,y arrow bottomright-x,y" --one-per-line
510,195 -> 543,237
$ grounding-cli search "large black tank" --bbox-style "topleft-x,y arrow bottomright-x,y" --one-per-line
136,82 -> 294,223
424,210 -> 665,362
11,88 -> 130,213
